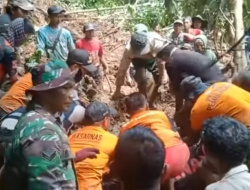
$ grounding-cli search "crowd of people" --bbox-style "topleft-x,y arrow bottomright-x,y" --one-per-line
0,1 -> 249,190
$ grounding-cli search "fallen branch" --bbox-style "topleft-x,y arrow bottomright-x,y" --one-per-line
103,29 -> 119,37
62,18 -> 89,21
108,44 -> 124,52
35,7 -> 48,17
64,2 -> 152,15
219,0 -> 235,34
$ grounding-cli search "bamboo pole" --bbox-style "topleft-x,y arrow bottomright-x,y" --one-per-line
64,2 -> 153,15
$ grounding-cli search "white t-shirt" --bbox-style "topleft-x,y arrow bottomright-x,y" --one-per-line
206,164 -> 250,190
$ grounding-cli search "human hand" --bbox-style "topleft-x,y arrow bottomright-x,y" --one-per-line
10,74 -> 19,83
111,88 -> 123,100
160,76 -> 169,85
103,67 -> 109,76
197,157 -> 220,186
40,56 -> 48,64
75,148 -> 100,163
126,76 -> 135,87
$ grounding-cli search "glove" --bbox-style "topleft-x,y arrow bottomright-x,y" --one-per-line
75,148 -> 100,163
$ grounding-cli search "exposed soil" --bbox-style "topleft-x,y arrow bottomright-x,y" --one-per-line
20,9 -> 176,136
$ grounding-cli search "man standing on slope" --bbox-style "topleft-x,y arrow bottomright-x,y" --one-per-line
36,5 -> 75,62
112,23 -> 168,108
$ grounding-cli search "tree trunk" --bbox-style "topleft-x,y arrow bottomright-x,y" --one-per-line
233,0 -> 247,71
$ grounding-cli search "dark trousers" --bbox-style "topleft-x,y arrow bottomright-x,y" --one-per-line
175,90 -> 184,112
0,107 -> 7,121
87,66 -> 103,87
132,58 -> 160,106
174,105 -> 191,138
0,90 -> 6,99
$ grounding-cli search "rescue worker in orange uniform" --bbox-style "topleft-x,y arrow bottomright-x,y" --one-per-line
120,92 -> 190,180
180,76 -> 250,143
69,101 -> 118,190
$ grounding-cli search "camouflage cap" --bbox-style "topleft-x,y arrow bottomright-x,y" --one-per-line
27,60 -> 75,93
8,0 -> 34,11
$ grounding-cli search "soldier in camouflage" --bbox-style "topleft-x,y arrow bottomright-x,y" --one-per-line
2,60 -> 99,190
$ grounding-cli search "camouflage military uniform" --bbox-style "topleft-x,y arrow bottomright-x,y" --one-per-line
3,60 -> 78,190
169,32 -> 185,47
5,105 -> 77,189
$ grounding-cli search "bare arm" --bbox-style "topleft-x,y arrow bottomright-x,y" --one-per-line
100,56 -> 108,72
74,148 -> 99,163
36,29 -> 46,54
115,50 -> 132,89
67,32 -> 75,51
111,50 -> 132,99
182,33 -> 196,40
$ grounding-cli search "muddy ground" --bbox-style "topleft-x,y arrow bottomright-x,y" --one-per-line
20,12 -> 176,136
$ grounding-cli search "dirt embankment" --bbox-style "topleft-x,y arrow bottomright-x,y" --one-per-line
21,8 -> 176,135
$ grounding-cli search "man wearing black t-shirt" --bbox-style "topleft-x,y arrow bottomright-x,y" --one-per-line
157,44 -> 226,111
157,44 -> 226,140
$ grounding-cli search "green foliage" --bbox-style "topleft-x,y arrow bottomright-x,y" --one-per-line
169,0 -> 249,31
56,0 -> 250,33
244,0 -> 250,29
57,0 -> 173,29
25,51 -> 42,72
25,51 -> 42,64
57,0 -> 127,9
125,0 -> 249,32
125,3 -> 178,31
